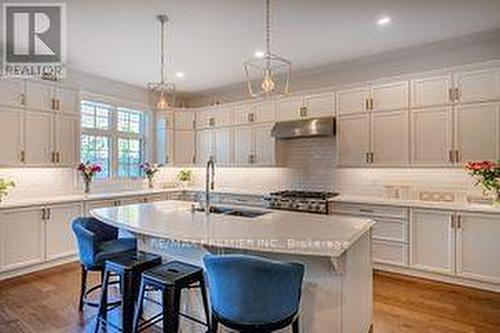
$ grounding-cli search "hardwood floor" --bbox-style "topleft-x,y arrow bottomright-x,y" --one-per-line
0,264 -> 499,332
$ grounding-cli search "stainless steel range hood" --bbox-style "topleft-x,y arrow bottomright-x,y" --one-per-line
271,117 -> 336,139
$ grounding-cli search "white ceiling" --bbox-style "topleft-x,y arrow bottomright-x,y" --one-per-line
57,0 -> 500,92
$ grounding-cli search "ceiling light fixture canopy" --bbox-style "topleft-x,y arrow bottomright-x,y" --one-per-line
243,0 -> 291,98
148,14 -> 175,109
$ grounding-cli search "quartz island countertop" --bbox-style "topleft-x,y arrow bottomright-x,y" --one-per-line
91,200 -> 374,258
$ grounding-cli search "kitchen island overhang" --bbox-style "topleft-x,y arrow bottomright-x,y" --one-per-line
92,200 -> 375,333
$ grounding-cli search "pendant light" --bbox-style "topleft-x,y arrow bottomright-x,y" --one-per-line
243,0 -> 291,98
148,14 -> 175,109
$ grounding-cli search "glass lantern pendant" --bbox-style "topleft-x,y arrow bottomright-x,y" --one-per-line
243,0 -> 291,98
148,14 -> 176,109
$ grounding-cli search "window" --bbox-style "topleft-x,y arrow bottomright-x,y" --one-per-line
80,100 -> 148,179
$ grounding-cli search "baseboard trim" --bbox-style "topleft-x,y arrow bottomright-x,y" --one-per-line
374,263 -> 500,293
0,255 -> 78,282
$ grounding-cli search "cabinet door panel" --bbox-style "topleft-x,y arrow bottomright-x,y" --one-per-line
455,68 -> 500,104
55,87 -> 79,114
233,126 -> 253,166
456,213 -> 500,284
25,111 -> 53,166
233,104 -> 253,125
214,128 -> 231,165
174,130 -> 195,165
196,129 -> 213,165
55,115 -> 79,167
0,109 -> 23,166
337,87 -> 370,115
254,124 -> 275,166
455,103 -> 499,163
410,209 -> 455,275
0,80 -> 25,108
254,101 -> 275,123
1,208 -> 44,271
45,203 -> 81,260
411,75 -> 452,108
371,111 -> 409,165
337,115 -> 370,166
276,96 -> 303,121
304,93 -> 335,118
373,240 -> 408,267
411,107 -> 453,166
156,127 -> 174,165
26,81 -> 54,112
175,111 -> 195,130
371,81 -> 409,112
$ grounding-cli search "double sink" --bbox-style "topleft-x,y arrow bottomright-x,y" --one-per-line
194,205 -> 270,218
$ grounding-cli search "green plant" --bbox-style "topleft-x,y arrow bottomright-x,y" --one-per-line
178,169 -> 192,182
0,178 -> 15,200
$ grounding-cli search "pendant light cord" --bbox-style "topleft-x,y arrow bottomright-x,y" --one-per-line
159,15 -> 168,84
266,0 -> 271,55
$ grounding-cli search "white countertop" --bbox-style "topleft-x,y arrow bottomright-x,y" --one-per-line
91,201 -> 375,258
332,194 -> 500,214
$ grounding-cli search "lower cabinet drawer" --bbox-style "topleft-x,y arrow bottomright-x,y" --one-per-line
331,202 -> 408,219
372,218 -> 407,242
373,240 -> 408,267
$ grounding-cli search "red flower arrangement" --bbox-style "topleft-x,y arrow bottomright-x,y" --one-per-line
465,160 -> 500,207
78,162 -> 102,193
140,162 -> 159,188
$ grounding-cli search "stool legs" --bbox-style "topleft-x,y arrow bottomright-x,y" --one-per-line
122,272 -> 136,333
133,281 -> 147,333
162,287 -> 181,333
292,318 -> 299,333
210,315 -> 219,333
199,278 -> 211,328
95,268 -> 111,333
78,265 -> 87,312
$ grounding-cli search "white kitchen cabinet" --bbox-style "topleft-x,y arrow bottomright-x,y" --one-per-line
174,110 -> 195,130
0,207 -> 45,272
372,240 -> 408,267
337,114 -> 370,166
196,129 -> 213,165
454,67 -> 500,104
456,212 -> 500,284
276,96 -> 304,121
337,87 -> 370,116
0,108 -> 23,166
174,130 -> 195,165
25,81 -> 55,112
454,102 -> 500,163
197,106 -> 231,129
303,93 -> 335,118
45,203 -> 81,260
156,126 -> 174,165
411,107 -> 453,166
371,81 -> 409,112
410,209 -> 455,275
84,200 -> 116,216
54,114 -> 80,167
411,75 -> 453,108
157,111 -> 174,130
54,86 -> 79,114
233,100 -> 275,125
370,111 -> 409,166
233,126 -> 253,166
0,79 -> 25,108
214,128 -> 232,165
254,123 -> 275,166
24,110 -> 54,166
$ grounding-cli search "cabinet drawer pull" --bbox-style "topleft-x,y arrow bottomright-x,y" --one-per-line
365,98 -> 370,111
369,98 -> 374,110
299,107 -> 307,118
41,208 -> 46,220
20,150 -> 26,163
448,150 -> 454,163
248,112 -> 255,123
359,209 -> 374,213
209,117 -> 215,127
454,150 -> 460,163
457,215 -> 462,229
450,215 -> 456,228
20,93 -> 26,106
46,208 -> 51,220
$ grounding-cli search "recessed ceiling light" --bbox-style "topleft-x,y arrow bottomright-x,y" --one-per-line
175,71 -> 185,79
254,50 -> 265,58
377,16 -> 391,26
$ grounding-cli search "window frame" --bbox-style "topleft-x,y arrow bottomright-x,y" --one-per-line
80,100 -> 149,180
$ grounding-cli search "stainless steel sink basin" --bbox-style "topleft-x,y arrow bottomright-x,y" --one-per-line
224,209 -> 270,218
194,205 -> 270,218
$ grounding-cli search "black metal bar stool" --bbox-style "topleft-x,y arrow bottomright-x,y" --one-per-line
132,261 -> 211,333
95,251 -> 162,333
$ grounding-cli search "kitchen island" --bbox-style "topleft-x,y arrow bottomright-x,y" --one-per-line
92,200 -> 375,333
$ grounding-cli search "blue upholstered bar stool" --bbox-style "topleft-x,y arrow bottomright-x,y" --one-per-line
203,254 -> 305,333
72,217 -> 137,311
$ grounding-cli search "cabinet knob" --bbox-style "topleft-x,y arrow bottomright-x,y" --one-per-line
20,93 -> 26,106
248,112 -> 255,123
209,117 -> 215,126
